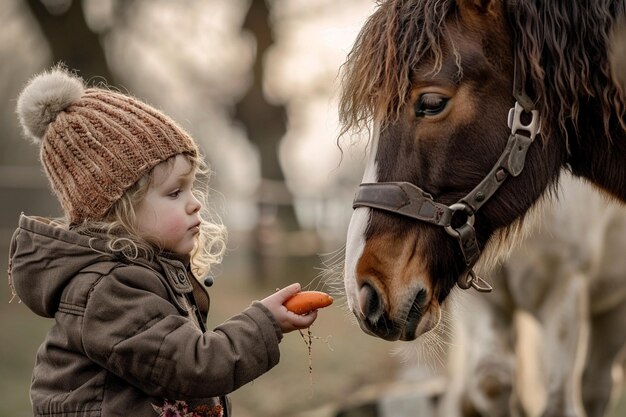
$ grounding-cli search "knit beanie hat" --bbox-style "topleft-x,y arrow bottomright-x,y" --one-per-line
16,66 -> 198,223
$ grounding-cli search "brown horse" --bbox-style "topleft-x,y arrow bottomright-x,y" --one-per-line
340,0 -> 626,342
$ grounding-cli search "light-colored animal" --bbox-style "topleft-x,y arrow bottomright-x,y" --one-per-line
440,173 -> 626,417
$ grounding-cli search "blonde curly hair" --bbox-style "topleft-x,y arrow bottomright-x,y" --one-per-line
70,153 -> 227,280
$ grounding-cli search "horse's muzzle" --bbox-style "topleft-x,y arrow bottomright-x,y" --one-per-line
356,284 -> 429,341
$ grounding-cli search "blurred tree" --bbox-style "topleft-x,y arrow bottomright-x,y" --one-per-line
24,0 -> 114,83
235,0 -> 286,186
236,0 -> 311,285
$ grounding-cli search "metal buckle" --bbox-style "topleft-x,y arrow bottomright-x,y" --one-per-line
444,203 -> 474,237
507,101 -> 541,139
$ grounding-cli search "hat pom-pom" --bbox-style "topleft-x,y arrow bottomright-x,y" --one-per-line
16,66 -> 85,143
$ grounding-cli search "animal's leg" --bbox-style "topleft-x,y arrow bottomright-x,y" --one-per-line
582,299 -> 626,417
536,273 -> 590,417
460,351 -> 515,417
512,310 -> 545,417
441,268 -> 516,417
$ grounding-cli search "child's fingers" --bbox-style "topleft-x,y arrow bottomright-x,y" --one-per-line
273,283 -> 301,303
260,283 -> 322,332
289,309 -> 318,329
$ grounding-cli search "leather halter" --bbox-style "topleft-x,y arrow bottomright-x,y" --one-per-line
352,59 -> 541,293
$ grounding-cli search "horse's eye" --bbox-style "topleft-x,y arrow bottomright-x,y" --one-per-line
415,93 -> 449,117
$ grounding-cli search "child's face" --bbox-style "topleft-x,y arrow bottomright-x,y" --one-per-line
134,155 -> 202,255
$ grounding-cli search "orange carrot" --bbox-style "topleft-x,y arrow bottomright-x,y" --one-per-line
284,291 -> 333,315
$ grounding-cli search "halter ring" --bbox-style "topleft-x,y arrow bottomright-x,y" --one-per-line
457,269 -> 493,293
444,203 -> 475,237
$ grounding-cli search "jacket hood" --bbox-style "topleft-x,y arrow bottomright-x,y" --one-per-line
9,215 -> 117,318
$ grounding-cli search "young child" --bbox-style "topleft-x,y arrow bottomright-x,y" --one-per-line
8,67 -> 318,417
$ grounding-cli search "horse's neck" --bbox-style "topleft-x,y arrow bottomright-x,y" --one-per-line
568,130 -> 626,202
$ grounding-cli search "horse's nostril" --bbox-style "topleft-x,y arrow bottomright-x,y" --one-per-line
358,282 -> 383,323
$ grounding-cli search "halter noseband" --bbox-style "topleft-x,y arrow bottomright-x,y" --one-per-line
352,59 -> 540,293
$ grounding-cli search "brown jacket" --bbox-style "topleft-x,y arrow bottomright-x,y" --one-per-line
9,215 -> 283,417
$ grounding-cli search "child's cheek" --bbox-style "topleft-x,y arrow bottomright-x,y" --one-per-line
160,214 -> 186,236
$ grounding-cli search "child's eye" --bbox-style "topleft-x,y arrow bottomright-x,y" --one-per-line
168,189 -> 181,198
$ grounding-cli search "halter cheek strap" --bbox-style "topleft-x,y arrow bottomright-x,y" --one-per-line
353,101 -> 541,293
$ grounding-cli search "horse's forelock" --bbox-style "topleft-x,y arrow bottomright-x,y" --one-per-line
511,1 -> 626,144
338,0 -> 454,135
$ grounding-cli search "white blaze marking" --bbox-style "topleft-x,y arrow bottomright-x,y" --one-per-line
345,123 -> 380,311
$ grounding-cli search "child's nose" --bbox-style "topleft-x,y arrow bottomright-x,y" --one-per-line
188,194 -> 202,213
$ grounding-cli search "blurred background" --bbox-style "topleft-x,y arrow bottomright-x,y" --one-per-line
1,1 -> 625,417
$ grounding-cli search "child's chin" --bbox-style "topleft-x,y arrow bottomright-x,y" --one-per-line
165,241 -> 194,255
181,243 -> 196,255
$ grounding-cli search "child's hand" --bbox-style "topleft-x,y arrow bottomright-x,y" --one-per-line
260,283 -> 318,333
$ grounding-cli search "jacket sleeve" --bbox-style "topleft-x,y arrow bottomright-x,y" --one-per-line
82,265 -> 282,399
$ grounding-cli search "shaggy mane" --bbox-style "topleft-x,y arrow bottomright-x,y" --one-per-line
339,0 -> 626,142
511,1 -> 626,142
339,0 -> 453,135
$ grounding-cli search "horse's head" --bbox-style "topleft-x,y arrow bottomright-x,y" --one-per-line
341,0 -> 569,341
